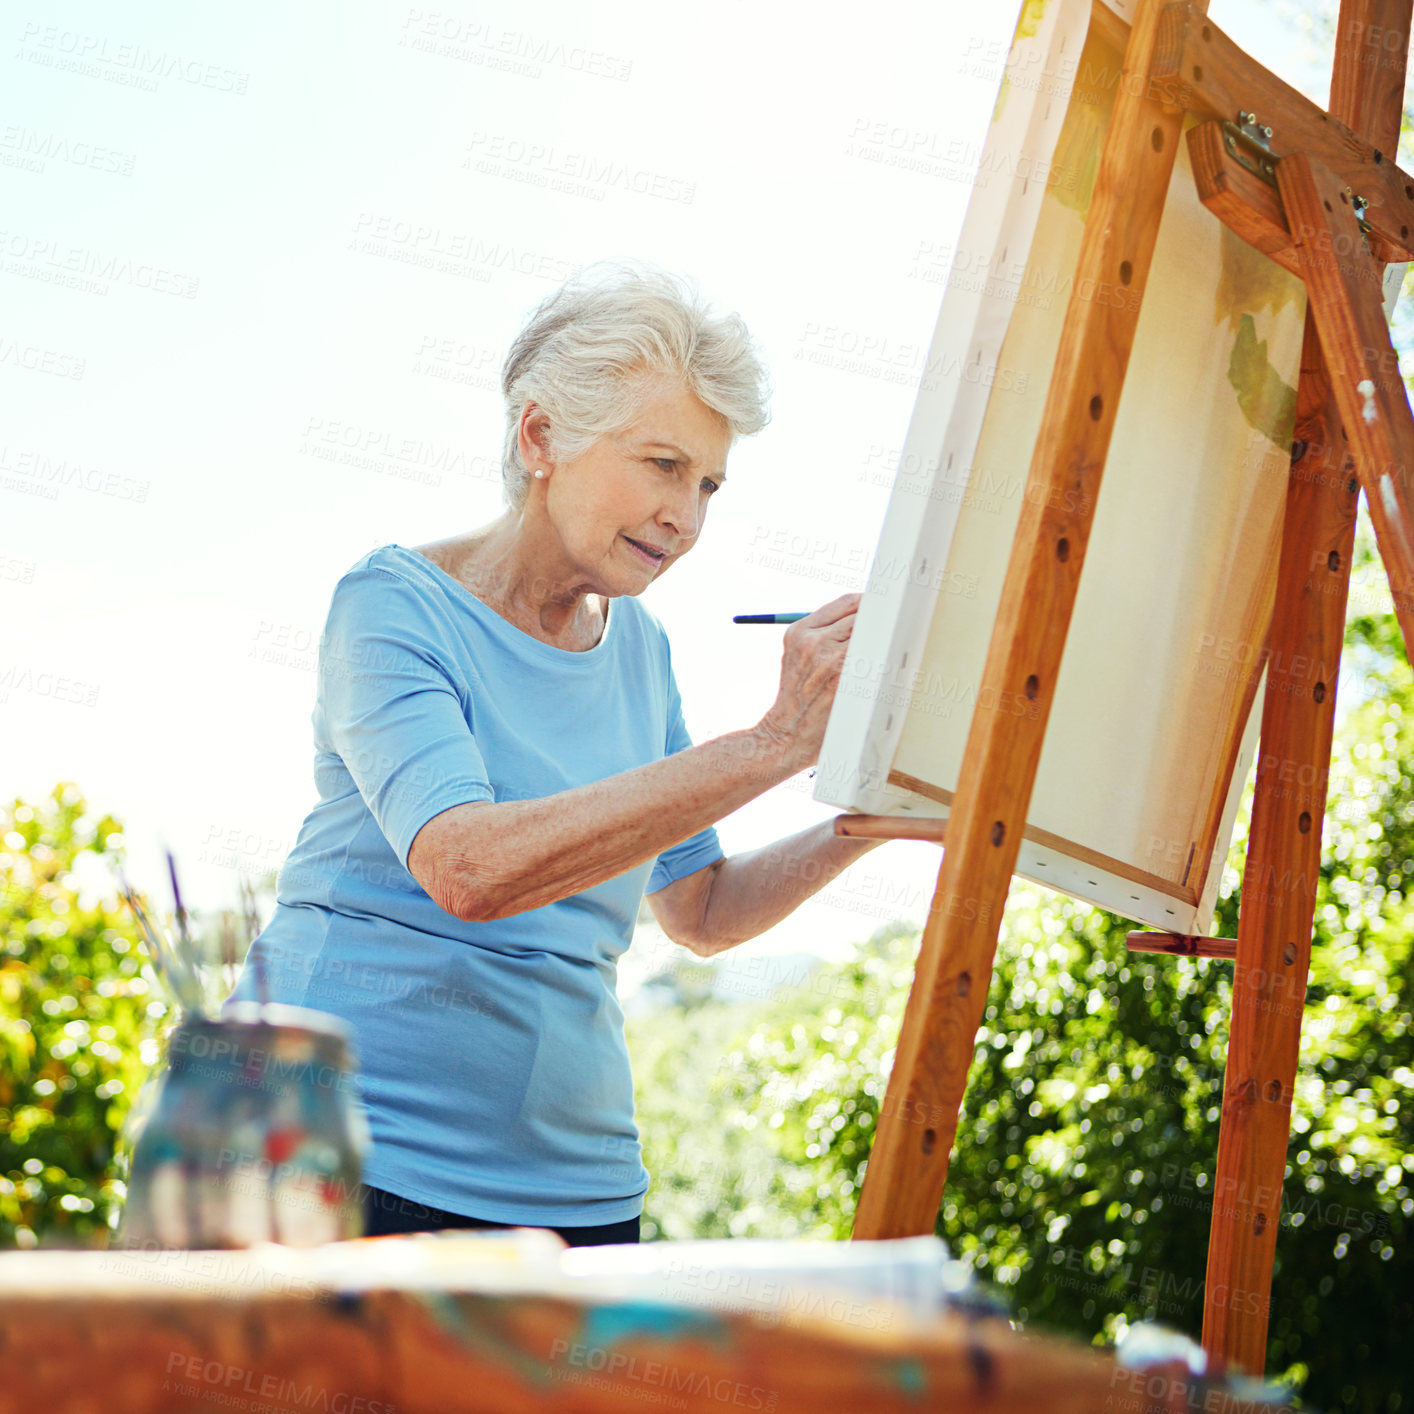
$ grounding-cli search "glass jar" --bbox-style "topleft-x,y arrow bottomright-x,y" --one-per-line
117,1002 -> 368,1249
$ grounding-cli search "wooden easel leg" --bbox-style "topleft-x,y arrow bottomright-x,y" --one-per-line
851,0 -> 1207,1240
1201,0 -> 1409,1375
1200,308 -> 1356,1373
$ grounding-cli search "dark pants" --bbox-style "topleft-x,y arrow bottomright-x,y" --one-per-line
361,1182 -> 640,1247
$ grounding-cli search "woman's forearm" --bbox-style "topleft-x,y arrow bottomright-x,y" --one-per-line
693,821 -> 885,954
413,725 -> 801,922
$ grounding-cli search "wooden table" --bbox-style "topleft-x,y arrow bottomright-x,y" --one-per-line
0,1240 -> 1284,1414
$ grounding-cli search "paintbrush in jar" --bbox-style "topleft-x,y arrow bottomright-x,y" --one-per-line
237,875 -> 269,1005
115,867 -> 207,1019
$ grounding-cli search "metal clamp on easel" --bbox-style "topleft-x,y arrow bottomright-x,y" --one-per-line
1223,111 -> 1276,185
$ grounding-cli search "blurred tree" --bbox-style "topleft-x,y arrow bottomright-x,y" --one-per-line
0,783 -> 164,1247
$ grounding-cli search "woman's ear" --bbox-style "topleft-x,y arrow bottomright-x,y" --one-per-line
518,401 -> 553,476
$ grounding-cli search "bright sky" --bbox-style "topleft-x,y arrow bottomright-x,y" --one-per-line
1,0 -> 1349,988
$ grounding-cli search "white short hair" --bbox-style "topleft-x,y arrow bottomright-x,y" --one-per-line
499,260 -> 771,509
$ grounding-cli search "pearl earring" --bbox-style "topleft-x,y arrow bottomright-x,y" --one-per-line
533,470 -> 545,479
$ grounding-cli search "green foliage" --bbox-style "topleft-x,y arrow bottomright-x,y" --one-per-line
0,783 -> 165,1247
630,520 -> 1413,1414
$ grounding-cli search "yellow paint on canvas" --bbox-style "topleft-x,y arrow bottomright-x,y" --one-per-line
1049,33 -> 1122,217
1215,224 -> 1302,332
993,73 -> 1012,124
1215,225 -> 1302,448
1014,0 -> 1050,42
1227,315 -> 1298,449
993,0 -> 1052,124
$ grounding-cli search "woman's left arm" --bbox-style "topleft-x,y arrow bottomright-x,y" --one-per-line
648,823 -> 886,957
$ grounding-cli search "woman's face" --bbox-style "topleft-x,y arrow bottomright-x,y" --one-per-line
527,380 -> 732,596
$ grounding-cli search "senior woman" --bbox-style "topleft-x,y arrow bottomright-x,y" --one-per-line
225,262 -> 883,1247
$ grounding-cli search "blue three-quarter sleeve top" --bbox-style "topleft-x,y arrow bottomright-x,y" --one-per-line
225,544 -> 724,1224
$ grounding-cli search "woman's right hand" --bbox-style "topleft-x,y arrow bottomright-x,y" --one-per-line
754,593 -> 862,773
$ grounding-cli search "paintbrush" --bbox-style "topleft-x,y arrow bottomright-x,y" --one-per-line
218,910 -> 238,993
164,849 -> 197,963
115,867 -> 207,1019
237,875 -> 269,1005
163,849 -> 210,1014
132,886 -> 206,1019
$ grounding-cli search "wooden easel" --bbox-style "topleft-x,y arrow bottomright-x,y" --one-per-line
839,0 -> 1414,1377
